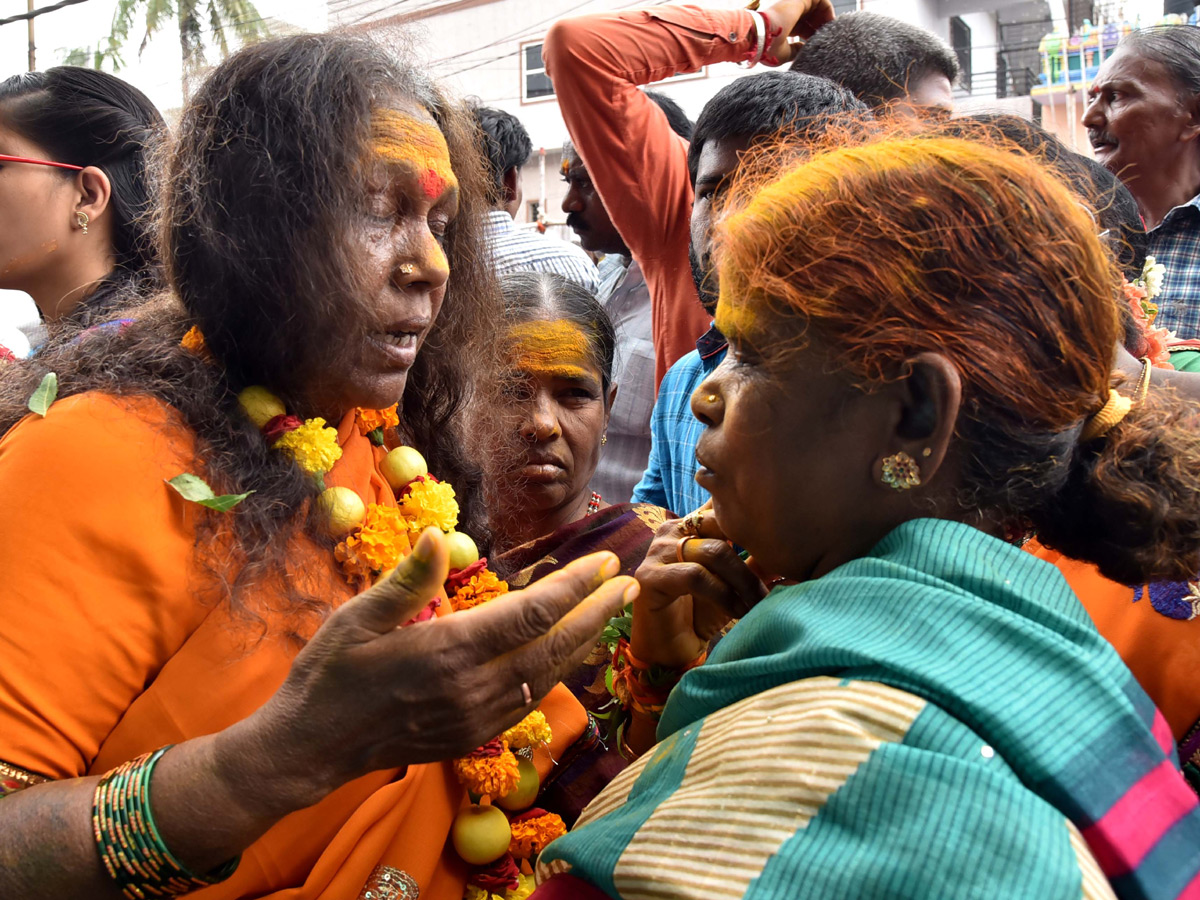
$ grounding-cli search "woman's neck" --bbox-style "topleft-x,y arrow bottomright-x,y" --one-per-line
28,249 -> 115,324
494,488 -> 595,552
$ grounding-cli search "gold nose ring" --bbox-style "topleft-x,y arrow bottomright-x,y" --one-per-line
398,263 -> 415,275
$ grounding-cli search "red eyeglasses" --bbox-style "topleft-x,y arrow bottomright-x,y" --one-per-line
0,153 -> 84,171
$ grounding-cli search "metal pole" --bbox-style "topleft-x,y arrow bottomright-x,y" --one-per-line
27,0 -> 35,70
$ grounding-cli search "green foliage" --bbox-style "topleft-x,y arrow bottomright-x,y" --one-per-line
90,0 -> 270,84
27,373 -> 57,417
166,472 -> 253,512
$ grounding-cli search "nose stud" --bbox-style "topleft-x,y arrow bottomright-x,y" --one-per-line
398,263 -> 415,275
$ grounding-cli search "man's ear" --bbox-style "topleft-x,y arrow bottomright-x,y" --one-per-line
1181,91 -> 1200,144
502,166 -> 521,206
873,352 -> 961,489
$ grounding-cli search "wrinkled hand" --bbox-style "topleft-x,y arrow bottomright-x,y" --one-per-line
761,0 -> 835,65
632,504 -> 766,668
250,528 -> 636,803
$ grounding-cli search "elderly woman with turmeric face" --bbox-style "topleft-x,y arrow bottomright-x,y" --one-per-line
0,35 -> 637,900
530,133 -> 1200,899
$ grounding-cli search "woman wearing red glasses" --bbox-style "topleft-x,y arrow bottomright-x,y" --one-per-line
0,67 -> 164,334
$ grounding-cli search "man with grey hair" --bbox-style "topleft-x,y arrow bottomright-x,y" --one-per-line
1084,26 -> 1200,338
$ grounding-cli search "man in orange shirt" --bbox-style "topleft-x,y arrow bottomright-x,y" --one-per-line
543,1 -> 835,387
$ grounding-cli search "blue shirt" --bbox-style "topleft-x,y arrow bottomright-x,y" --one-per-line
631,324 -> 727,516
1147,192 -> 1200,339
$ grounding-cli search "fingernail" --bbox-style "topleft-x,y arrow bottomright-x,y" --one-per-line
599,554 -> 620,579
411,527 -> 436,563
622,581 -> 640,603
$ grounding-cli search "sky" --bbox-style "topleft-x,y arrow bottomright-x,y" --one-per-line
0,0 -> 329,343
0,0 -> 328,113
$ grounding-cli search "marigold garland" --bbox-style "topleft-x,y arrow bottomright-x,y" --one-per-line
468,853 -> 520,895
465,874 -> 534,900
452,739 -> 522,798
507,810 -> 566,861
273,418 -> 343,476
334,503 -> 412,583
399,477 -> 459,532
500,711 -> 552,751
355,404 -> 399,443
449,569 -> 510,611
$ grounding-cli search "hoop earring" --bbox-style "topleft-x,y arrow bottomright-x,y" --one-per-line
880,451 -> 921,491
75,211 -> 89,235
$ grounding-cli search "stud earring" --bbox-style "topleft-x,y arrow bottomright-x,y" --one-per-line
75,211 -> 89,235
398,263 -> 415,275
880,451 -> 921,491
921,447 -> 932,458
601,433 -> 607,445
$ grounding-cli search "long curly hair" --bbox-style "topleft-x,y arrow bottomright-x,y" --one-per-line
716,128 -> 1200,584
0,34 -> 503,634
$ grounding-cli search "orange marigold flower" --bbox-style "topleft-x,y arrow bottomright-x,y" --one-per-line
508,812 -> 566,860
335,503 -> 411,584
450,569 -> 509,611
355,404 -> 400,436
180,326 -> 212,360
453,743 -> 521,797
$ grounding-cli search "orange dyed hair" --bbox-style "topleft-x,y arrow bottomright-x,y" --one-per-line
715,131 -> 1200,583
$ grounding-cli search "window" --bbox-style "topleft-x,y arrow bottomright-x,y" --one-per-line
520,38 -> 706,104
521,41 -> 555,103
950,17 -> 972,92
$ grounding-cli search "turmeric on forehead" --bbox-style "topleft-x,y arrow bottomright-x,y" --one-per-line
506,319 -> 594,381
371,109 -> 457,199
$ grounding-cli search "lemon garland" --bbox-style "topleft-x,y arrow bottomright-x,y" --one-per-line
182,330 -> 568,896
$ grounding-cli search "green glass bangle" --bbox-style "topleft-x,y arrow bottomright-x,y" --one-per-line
92,746 -> 240,899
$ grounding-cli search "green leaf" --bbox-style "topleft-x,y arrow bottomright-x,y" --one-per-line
27,373 -> 58,417
166,473 -> 253,512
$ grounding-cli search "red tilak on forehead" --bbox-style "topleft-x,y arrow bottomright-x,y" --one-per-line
420,169 -> 448,199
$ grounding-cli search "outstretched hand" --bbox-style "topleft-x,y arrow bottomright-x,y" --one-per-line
632,504 -> 767,668
761,0 -> 835,65
250,527 -> 636,804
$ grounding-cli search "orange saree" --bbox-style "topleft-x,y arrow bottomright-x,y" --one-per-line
0,392 -> 586,899
1027,539 -> 1200,788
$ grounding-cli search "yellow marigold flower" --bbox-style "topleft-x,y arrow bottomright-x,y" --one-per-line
501,711 -> 552,751
450,570 -> 509,612
508,813 -> 566,860
453,744 -> 521,798
465,888 -> 496,900
355,404 -> 400,435
273,417 -> 342,476
508,874 -> 535,900
399,478 -> 459,532
335,503 -> 411,583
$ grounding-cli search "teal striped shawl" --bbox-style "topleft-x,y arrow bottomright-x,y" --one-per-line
537,518 -> 1200,899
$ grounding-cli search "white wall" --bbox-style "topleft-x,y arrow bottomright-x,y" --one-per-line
337,0 -> 1024,226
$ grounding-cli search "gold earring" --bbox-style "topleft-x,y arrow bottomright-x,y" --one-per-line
601,433 -> 607,445
880,451 -> 921,490
398,263 -> 415,275
75,211 -> 89,235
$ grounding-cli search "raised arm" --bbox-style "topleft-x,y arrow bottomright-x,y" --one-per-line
543,6 -> 755,379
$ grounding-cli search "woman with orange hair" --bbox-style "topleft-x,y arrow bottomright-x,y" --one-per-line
530,133 -> 1200,898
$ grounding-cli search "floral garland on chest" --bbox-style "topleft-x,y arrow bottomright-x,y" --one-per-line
179,327 -> 566,900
